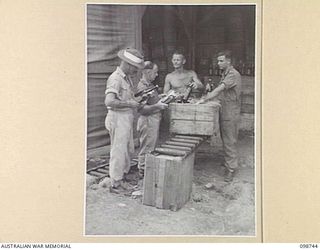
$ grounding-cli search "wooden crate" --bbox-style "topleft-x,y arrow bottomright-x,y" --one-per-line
143,152 -> 194,211
169,103 -> 219,136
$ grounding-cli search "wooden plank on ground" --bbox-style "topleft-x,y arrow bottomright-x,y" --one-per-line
160,144 -> 192,152
174,135 -> 204,141
95,168 -> 108,174
88,171 -> 105,178
170,137 -> 202,144
165,141 -> 195,149
154,147 -> 187,156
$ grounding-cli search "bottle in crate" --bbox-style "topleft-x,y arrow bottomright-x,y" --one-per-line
209,63 -> 213,76
182,83 -> 193,103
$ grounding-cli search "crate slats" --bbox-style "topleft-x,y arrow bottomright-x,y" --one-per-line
169,103 -> 219,136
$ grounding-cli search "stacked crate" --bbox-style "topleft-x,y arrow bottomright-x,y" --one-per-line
143,135 -> 203,211
143,103 -> 219,211
169,103 -> 220,136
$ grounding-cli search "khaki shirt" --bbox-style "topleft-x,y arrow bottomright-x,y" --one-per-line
218,66 -> 242,121
105,67 -> 135,112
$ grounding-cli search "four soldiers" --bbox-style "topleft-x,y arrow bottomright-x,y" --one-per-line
104,48 -> 241,193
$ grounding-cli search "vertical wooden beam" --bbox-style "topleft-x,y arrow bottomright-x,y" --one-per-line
134,6 -> 146,51
191,7 -> 196,70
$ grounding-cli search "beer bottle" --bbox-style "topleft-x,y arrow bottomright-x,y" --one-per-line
247,63 -> 251,76
209,63 -> 213,76
215,65 -> 219,76
241,61 -> 245,75
182,82 -> 193,103
162,95 -> 175,104
206,78 -> 214,93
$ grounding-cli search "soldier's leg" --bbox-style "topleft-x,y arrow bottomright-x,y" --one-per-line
220,119 -> 239,180
108,113 -> 133,187
137,116 -> 148,173
137,116 -> 160,176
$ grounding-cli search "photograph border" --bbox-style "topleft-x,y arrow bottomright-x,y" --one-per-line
83,1 -> 262,241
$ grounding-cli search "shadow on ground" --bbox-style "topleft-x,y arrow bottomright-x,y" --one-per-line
85,132 -> 255,236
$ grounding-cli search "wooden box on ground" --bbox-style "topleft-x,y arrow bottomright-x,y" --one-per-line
142,152 -> 194,211
169,103 -> 219,136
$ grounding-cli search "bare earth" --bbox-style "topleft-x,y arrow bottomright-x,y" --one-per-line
85,132 -> 255,236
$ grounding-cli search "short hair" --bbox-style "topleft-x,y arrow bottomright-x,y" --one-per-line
217,50 -> 232,60
172,50 -> 186,60
143,61 -> 157,70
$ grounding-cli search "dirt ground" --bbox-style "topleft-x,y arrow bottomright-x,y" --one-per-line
85,131 -> 255,236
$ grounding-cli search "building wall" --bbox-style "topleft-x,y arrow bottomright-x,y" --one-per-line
87,5 -> 145,150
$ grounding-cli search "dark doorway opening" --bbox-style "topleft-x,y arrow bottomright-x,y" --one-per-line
142,5 -> 256,89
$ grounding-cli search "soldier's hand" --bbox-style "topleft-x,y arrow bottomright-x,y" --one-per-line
189,81 -> 198,89
127,100 -> 140,108
210,101 -> 221,108
142,90 -> 155,98
155,99 -> 168,110
205,83 -> 212,92
195,99 -> 206,105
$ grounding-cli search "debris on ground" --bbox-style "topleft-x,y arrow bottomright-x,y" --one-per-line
117,203 -> 127,207
98,177 -> 111,188
192,193 -> 203,202
86,174 -> 98,188
131,190 -> 143,199
85,131 -> 255,236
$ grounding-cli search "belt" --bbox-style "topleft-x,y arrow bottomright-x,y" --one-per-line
107,107 -> 134,113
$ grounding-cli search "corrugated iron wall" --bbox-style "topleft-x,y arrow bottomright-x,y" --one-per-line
86,5 -> 145,151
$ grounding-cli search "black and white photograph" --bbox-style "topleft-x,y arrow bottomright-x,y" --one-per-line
85,3 -> 257,236
4,0 -> 320,245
